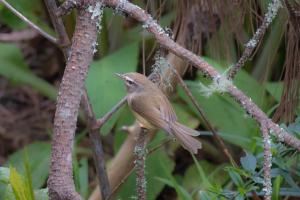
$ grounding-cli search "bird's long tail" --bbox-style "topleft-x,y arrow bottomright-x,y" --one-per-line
170,122 -> 202,154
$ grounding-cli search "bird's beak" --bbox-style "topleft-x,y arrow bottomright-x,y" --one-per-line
115,73 -> 126,80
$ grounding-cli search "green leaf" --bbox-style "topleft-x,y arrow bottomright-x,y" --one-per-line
0,167 -> 10,184
178,57 -> 270,149
191,155 -> 212,188
179,82 -> 257,149
34,188 -> 48,200
86,42 -> 139,134
252,10 -> 287,80
5,142 -> 51,189
78,158 -> 89,199
0,44 -> 57,100
228,170 -> 244,187
198,191 -> 213,200
0,167 -> 11,199
266,82 -> 283,102
240,153 -> 257,173
23,150 -> 35,200
9,166 -> 30,200
272,176 -> 283,200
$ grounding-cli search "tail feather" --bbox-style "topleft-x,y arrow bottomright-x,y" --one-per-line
170,122 -> 202,154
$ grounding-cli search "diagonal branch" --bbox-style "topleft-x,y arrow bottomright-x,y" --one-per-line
103,0 -> 300,151
0,0 -> 58,44
227,0 -> 282,79
81,91 -> 111,200
171,67 -> 237,167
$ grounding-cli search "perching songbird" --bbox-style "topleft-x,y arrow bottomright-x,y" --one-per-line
116,72 -> 202,154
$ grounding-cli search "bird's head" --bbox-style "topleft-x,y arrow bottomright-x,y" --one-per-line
115,72 -> 149,94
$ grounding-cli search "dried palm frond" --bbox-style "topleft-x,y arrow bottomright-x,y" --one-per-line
273,0 -> 300,123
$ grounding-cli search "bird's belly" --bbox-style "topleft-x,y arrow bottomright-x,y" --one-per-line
132,111 -> 156,130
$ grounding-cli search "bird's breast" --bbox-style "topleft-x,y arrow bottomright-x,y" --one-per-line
132,111 -> 156,129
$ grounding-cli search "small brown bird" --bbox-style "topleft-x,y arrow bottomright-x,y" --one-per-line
116,72 -> 202,154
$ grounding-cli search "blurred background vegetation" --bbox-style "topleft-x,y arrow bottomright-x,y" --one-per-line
0,0 -> 300,199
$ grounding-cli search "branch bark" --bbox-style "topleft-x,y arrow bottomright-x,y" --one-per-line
44,1 -> 111,199
134,127 -> 148,200
47,1 -> 99,199
103,0 -> 300,151
81,91 -> 111,200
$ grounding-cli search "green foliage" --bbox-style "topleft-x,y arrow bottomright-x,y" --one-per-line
85,42 -> 139,134
0,149 -> 49,200
5,142 -> 51,189
0,166 -> 48,200
0,44 -> 57,100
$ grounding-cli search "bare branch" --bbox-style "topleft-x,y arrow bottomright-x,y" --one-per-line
103,0 -> 300,151
227,0 -> 282,79
0,0 -> 58,44
95,96 -> 127,129
47,0 -> 100,199
44,0 -> 71,55
261,124 -> 272,200
0,29 -> 38,42
134,127 -> 148,200
81,90 -> 111,200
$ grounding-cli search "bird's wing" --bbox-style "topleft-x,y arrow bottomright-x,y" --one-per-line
156,94 -> 177,123
129,93 -> 173,130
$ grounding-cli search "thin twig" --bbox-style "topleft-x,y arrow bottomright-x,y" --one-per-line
171,67 -> 237,167
107,138 -> 172,200
134,127 -> 148,200
0,0 -> 57,44
227,0 -> 282,79
44,0 -> 71,56
81,90 -> 111,200
103,0 -> 300,151
261,124 -> 272,200
0,29 -> 38,42
95,96 -> 127,128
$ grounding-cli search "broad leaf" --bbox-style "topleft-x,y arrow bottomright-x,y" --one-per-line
86,42 -> 139,134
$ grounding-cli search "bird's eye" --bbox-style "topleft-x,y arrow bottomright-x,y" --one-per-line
126,79 -> 134,85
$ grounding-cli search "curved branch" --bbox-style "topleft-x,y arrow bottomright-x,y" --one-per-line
47,1 -> 99,199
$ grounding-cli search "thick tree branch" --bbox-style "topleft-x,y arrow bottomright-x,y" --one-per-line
44,1 -> 111,199
47,1 -> 99,199
103,0 -> 300,151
